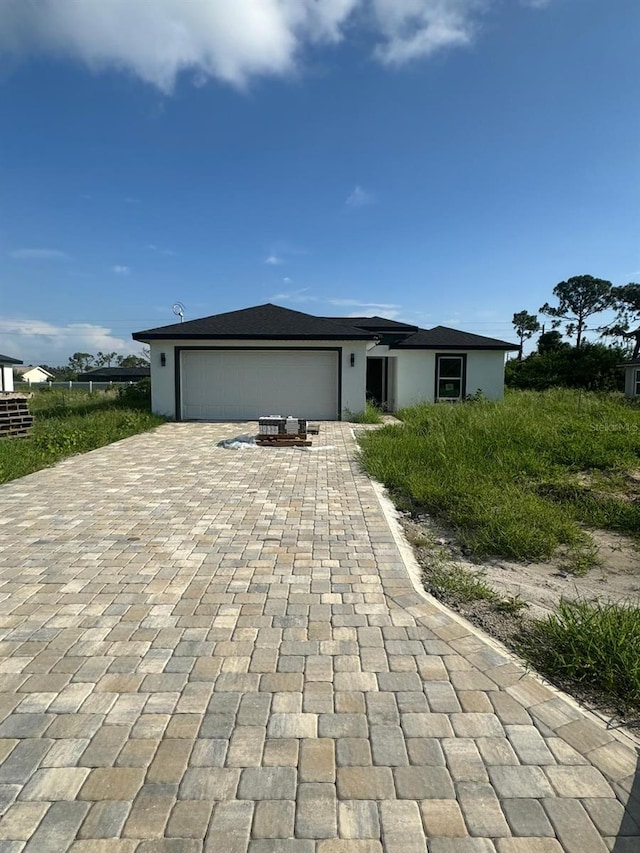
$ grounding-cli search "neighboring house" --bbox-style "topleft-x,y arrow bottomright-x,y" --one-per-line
0,354 -> 22,393
622,360 -> 640,398
133,304 -> 518,421
77,367 -> 150,383
13,365 -> 54,384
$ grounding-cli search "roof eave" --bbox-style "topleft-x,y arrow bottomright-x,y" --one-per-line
391,343 -> 520,351
133,333 -> 375,342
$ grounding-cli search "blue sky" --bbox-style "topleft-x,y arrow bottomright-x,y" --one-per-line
0,0 -> 638,364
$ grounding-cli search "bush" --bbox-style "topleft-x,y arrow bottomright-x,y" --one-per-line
117,377 -> 151,406
506,343 -> 627,392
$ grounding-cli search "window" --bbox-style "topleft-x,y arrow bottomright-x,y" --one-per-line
436,355 -> 465,401
635,368 -> 640,397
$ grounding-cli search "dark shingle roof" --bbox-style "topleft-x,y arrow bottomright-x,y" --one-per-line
321,316 -> 419,333
392,325 -> 519,351
0,354 -> 23,365
78,367 -> 150,381
133,304 -> 375,341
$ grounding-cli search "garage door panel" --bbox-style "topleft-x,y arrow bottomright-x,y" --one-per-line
181,350 -> 339,420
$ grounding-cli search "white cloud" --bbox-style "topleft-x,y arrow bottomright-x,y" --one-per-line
347,310 -> 400,320
264,254 -> 283,265
112,265 -> 131,275
0,317 -> 135,364
329,298 -> 401,310
271,287 -> 317,303
345,185 -> 375,208
10,248 -> 69,260
444,313 -> 462,326
346,308 -> 400,319
371,0 -> 480,65
146,244 -> 176,256
0,1 -> 550,91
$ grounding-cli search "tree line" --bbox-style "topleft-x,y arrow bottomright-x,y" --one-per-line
509,275 -> 639,392
39,349 -> 150,381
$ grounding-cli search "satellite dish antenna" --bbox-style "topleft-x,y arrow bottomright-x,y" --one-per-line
172,302 -> 185,323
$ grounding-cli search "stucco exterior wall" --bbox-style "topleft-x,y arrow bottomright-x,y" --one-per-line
394,351 -> 435,409
1,366 -> 14,393
393,349 -> 507,409
148,339 -> 367,420
465,351 -> 508,400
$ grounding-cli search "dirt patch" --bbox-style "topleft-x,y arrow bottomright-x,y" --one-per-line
404,515 -> 640,621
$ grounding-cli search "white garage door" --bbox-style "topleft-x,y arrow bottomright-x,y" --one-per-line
180,349 -> 340,420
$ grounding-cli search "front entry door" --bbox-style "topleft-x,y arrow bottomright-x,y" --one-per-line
366,358 -> 387,408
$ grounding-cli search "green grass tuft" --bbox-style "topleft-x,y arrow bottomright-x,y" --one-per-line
426,564 -> 501,605
347,402 -> 384,424
518,599 -> 640,713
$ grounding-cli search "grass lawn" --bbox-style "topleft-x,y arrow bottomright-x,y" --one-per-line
0,387 -> 165,485
358,389 -> 640,567
359,388 -> 640,715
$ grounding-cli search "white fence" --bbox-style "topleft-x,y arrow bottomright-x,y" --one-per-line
14,381 -> 141,393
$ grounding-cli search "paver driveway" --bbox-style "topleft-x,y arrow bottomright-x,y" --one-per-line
0,422 -> 638,853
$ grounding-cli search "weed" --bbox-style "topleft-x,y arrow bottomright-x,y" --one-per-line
561,541 -> 601,577
347,402 -> 384,424
425,564 -> 500,605
518,598 -> 640,714
495,595 -> 529,615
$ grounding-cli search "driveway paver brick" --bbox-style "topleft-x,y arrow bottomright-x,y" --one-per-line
0,421 -> 638,851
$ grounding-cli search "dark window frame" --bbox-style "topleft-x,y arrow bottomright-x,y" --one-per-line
434,353 -> 467,401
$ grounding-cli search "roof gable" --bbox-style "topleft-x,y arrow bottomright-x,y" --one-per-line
14,365 -> 53,377
393,325 -> 519,351
133,303 -> 374,342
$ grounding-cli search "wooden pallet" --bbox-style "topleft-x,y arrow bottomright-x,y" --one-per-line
0,427 -> 31,438
0,396 -> 33,438
256,434 -> 312,448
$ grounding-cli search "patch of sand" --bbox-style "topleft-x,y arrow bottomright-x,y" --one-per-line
404,516 -> 640,621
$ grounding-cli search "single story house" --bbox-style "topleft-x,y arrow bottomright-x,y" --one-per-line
622,360 -> 640,398
0,354 -> 22,393
77,366 -> 150,383
13,365 -> 54,384
132,303 -> 518,421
